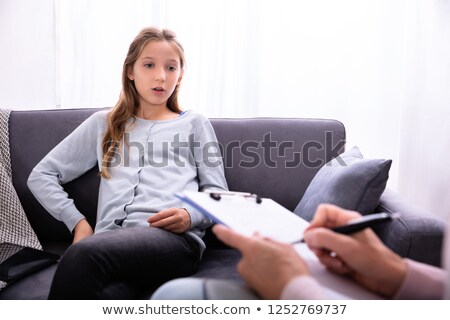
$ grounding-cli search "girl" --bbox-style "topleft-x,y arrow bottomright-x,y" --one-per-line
27,27 -> 228,299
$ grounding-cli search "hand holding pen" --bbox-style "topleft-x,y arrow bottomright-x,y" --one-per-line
296,211 -> 398,244
302,204 -> 406,298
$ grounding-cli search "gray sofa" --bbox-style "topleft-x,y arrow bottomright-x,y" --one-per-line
0,108 -> 446,299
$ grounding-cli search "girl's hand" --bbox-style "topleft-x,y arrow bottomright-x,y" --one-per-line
303,204 -> 407,298
147,208 -> 191,233
73,219 -> 94,244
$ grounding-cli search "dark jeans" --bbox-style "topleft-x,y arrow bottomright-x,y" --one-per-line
48,227 -> 201,299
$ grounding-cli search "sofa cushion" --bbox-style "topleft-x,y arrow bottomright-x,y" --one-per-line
294,146 -> 392,221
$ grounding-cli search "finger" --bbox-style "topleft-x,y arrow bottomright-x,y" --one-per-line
237,259 -> 245,275
150,217 -> 179,228
212,224 -> 253,251
304,227 -> 361,263
150,216 -> 183,230
151,219 -> 178,229
319,258 -> 353,276
306,204 -> 361,231
148,209 -> 177,223
237,259 -> 253,281
316,252 -> 353,275
309,247 -> 326,257
162,221 -> 185,232
255,233 -> 285,245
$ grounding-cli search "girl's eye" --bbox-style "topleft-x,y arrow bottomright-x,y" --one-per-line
144,63 -> 154,68
167,66 -> 177,71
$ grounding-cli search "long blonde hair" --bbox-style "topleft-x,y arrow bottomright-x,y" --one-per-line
101,27 -> 185,178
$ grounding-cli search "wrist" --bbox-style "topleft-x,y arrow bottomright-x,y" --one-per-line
277,255 -> 310,294
281,275 -> 325,300
376,251 -> 407,297
74,218 -> 88,230
73,219 -> 93,243
181,208 -> 192,228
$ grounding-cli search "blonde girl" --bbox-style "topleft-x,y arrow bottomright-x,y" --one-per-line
28,27 -> 227,299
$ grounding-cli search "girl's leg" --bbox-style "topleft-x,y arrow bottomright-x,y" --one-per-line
48,227 -> 200,299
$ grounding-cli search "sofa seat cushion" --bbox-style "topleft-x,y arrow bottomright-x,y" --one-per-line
294,146 -> 392,221
0,242 -> 67,299
0,263 -> 57,299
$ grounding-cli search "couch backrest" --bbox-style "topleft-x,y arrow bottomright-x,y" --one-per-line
210,117 -> 346,210
9,109 -> 345,242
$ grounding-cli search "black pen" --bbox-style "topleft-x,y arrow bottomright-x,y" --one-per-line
295,212 -> 398,244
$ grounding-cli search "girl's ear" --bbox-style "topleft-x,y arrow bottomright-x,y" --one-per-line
127,66 -> 134,81
177,69 -> 184,86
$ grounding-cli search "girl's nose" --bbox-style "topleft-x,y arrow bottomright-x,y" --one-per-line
154,68 -> 166,82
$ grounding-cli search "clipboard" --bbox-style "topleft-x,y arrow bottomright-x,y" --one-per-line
176,190 -> 309,243
177,191 -> 382,299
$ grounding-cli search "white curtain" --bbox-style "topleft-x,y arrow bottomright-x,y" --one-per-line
397,1 -> 450,219
0,0 -> 56,109
1,0 -> 449,219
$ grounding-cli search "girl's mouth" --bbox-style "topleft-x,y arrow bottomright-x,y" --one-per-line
152,87 -> 165,92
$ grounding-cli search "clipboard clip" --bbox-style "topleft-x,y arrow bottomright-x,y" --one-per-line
208,191 -> 262,204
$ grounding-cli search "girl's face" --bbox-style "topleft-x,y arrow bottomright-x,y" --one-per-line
128,40 -> 183,110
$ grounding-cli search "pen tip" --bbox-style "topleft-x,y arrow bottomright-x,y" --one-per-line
390,212 -> 401,219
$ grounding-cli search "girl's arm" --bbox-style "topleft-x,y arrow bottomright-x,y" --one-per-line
188,117 -> 229,229
27,111 -> 106,233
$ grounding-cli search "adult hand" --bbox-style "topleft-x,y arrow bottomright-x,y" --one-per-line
147,208 -> 191,233
73,219 -> 94,244
213,224 -> 310,299
303,204 -> 407,298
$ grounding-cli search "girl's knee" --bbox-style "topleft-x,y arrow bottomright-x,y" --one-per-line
151,278 -> 205,300
61,238 -> 101,263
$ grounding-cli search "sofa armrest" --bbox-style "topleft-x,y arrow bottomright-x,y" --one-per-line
373,188 -> 447,267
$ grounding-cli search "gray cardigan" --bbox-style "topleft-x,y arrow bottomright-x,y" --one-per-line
27,110 -> 228,252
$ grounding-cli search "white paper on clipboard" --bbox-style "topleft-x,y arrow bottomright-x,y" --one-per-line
176,190 -> 309,243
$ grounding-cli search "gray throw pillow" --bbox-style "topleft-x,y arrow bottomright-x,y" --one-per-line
294,146 -> 392,221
